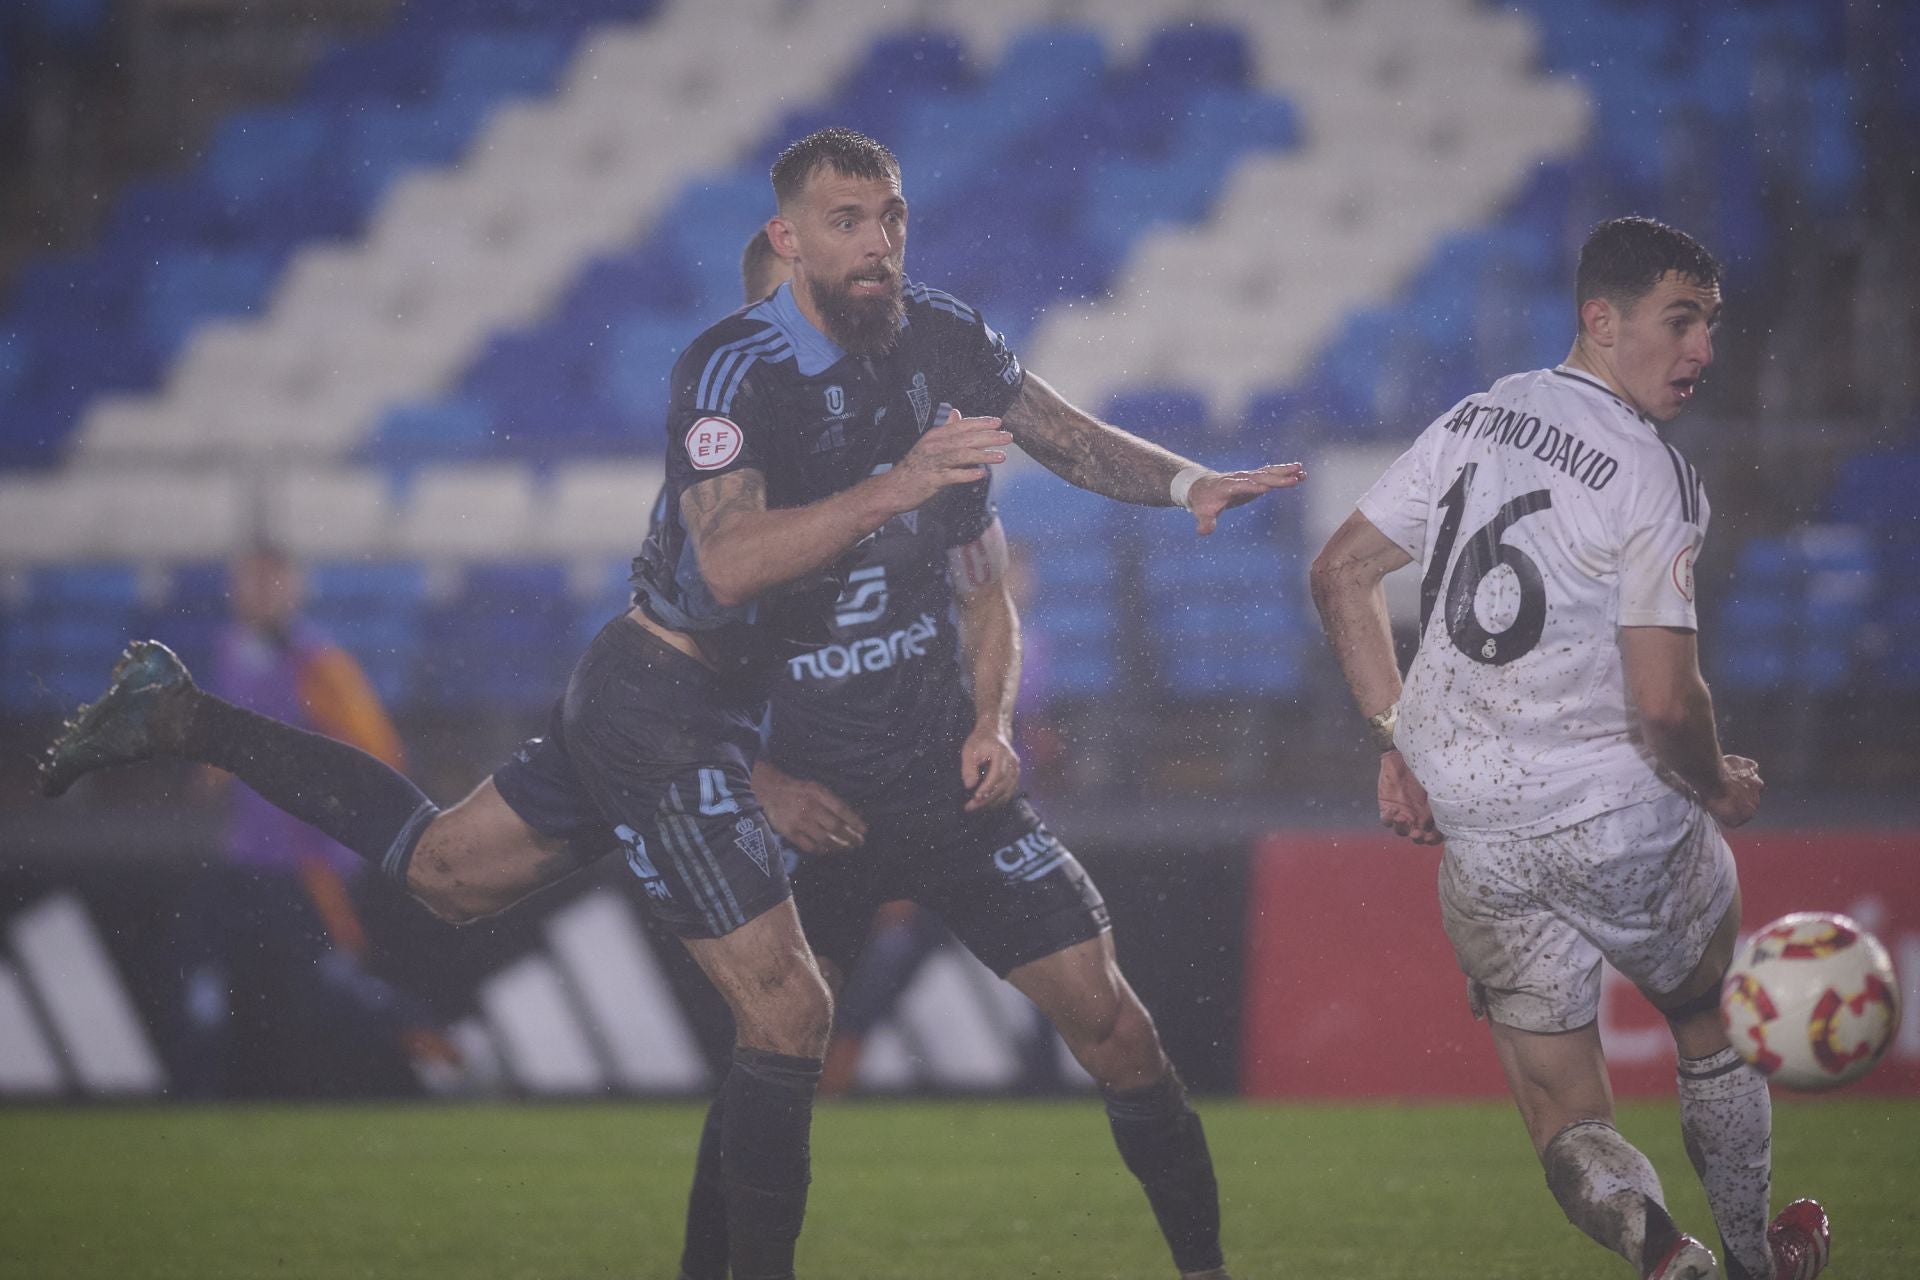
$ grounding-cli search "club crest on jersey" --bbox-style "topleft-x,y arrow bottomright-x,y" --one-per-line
824,384 -> 851,421
1671,545 -> 1696,602
908,371 -> 932,432
733,816 -> 771,875
686,416 -> 744,470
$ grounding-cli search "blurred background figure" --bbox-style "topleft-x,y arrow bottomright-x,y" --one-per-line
169,544 -> 460,1098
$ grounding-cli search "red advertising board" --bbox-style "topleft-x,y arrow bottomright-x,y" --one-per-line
1241,830 -> 1919,1099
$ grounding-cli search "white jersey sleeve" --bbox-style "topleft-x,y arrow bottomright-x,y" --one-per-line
1614,443 -> 1708,630
1356,398 -> 1465,558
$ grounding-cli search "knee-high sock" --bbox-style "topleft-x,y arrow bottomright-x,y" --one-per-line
722,1048 -> 822,1280
185,695 -> 437,882
679,1093 -> 730,1280
1679,1048 -> 1774,1280
1542,1119 -> 1681,1273
1105,1071 -> 1224,1275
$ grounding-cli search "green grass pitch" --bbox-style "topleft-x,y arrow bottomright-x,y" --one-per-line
2,1098 -> 1914,1277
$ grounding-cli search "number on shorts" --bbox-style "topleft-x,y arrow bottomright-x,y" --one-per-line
698,767 -> 740,816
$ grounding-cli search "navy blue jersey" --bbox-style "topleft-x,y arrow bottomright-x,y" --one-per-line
766,473 -> 994,809
632,280 -> 1023,682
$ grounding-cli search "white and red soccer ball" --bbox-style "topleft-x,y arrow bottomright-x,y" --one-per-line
1721,912 -> 1901,1090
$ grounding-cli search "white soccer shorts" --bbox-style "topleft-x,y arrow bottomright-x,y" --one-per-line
1436,789 -> 1738,1034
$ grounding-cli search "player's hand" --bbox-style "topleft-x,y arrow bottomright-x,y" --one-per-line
961,723 -> 1021,812
1187,463 -> 1306,535
883,414 -> 1011,512
1703,754 -> 1763,829
752,760 -> 867,856
1379,749 -> 1442,846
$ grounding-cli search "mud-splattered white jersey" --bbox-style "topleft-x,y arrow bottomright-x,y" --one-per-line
1357,366 -> 1709,839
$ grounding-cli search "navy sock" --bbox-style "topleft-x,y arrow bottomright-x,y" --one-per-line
679,1092 -> 730,1280
1105,1070 -> 1225,1274
184,693 -> 437,883
721,1047 -> 822,1280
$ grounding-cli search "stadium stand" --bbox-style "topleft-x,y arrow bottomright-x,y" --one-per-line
0,0 -> 1915,787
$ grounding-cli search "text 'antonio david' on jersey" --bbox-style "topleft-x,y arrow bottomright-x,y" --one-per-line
630,277 -> 1025,685
1359,365 -> 1710,840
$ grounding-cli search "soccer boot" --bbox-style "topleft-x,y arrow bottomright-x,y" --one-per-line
41,640 -> 197,798
1645,1234 -> 1720,1280
1766,1199 -> 1830,1280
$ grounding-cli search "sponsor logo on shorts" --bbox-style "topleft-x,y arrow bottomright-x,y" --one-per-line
686,416 -> 744,470
733,816 -> 770,875
993,826 -> 1067,882
1671,545 -> 1695,602
617,823 -> 673,902
788,612 -> 937,682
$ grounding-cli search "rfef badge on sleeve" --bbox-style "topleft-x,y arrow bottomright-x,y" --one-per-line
687,416 -> 744,470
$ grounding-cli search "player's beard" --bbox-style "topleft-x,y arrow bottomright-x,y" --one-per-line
812,263 -> 904,357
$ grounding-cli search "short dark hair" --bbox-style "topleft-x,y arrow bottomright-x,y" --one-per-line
770,128 -> 899,209
1576,216 -> 1720,313
741,228 -> 782,303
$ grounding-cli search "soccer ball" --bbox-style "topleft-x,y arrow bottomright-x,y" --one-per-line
1720,912 -> 1901,1091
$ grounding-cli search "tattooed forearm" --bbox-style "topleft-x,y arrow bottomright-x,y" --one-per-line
1002,373 -> 1196,506
680,469 -> 767,548
677,464 -> 901,608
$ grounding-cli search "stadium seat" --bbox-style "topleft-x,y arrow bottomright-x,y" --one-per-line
306,561 -> 427,705
417,562 -> 574,709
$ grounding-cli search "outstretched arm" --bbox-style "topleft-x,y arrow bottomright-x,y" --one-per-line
683,414 -> 1011,607
1002,372 -> 1304,533
951,518 -> 1021,812
1310,509 -> 1440,845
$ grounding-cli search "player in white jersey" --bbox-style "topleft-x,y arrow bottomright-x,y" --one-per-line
1310,218 -> 1829,1280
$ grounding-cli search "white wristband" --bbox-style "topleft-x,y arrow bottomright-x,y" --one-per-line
1170,464 -> 1208,511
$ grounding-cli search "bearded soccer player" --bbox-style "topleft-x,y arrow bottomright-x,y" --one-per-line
668,232 -> 1232,1280
42,129 -> 1300,1280
1309,217 -> 1828,1280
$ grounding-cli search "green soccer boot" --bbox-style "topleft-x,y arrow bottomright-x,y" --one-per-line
41,640 -> 198,798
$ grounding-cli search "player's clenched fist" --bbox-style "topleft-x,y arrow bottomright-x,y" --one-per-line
1187,462 -> 1306,535
1703,753 -> 1763,829
882,414 -> 1011,511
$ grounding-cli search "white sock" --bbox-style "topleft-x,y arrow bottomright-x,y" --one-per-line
1679,1047 -> 1775,1280
1542,1119 -> 1680,1272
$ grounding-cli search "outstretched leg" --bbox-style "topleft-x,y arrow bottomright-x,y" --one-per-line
1490,1018 -> 1714,1278
1010,934 -> 1226,1280
44,640 -> 586,922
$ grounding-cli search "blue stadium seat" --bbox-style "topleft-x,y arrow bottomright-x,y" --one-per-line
1138,23 -> 1251,91
365,398 -> 497,465
2,566 -> 144,711
142,249 -> 278,356
418,562 -> 574,709
306,562 -> 427,705
1101,388 -> 1210,452
1026,598 -> 1120,700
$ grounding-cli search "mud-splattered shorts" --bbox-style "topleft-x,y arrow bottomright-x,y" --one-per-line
1436,789 -> 1738,1033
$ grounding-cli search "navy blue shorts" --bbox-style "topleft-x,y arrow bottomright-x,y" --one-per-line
493,615 -> 790,939
783,749 -> 1109,979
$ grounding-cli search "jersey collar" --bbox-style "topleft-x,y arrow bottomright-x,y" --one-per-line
747,282 -> 848,378
1551,365 -> 1659,431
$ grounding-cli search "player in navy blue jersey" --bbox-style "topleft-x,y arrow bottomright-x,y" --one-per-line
43,129 -> 1300,1279
670,239 -> 1231,1280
